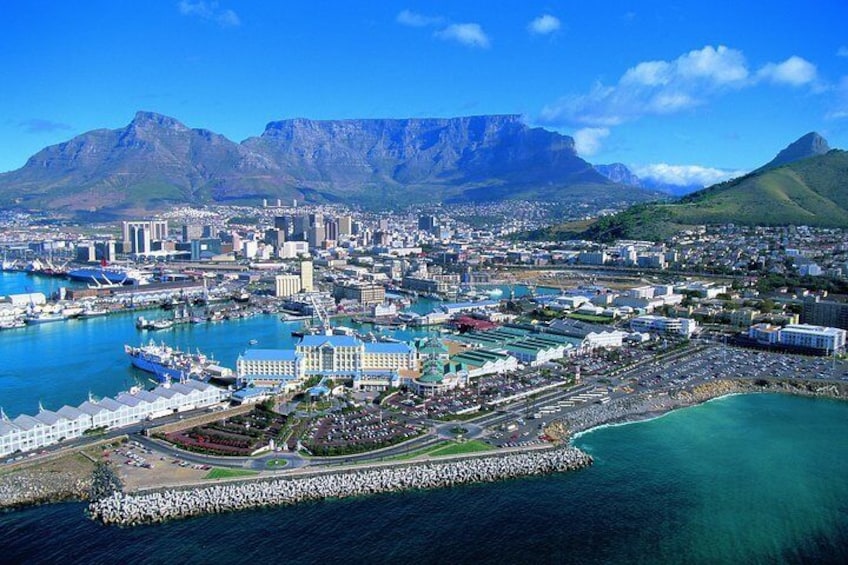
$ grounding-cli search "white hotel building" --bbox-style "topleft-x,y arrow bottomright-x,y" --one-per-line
0,381 -> 227,457
630,315 -> 698,337
749,323 -> 846,353
236,335 -> 417,391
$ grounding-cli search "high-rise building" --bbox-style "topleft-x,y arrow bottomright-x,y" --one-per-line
95,240 -> 117,263
242,240 -> 259,259
418,215 -> 438,231
308,224 -> 325,249
338,215 -> 353,236
324,218 -> 339,242
76,242 -> 96,263
265,228 -> 285,248
274,216 -> 291,234
182,224 -> 204,242
802,296 -> 848,330
300,260 -> 314,292
308,213 -> 323,227
122,220 -> 168,254
131,225 -> 151,254
293,214 -> 310,241
231,231 -> 243,254
373,231 -> 391,246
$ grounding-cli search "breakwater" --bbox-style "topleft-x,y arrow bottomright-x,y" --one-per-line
89,446 -> 592,526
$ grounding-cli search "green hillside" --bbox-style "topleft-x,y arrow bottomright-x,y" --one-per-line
568,150 -> 848,242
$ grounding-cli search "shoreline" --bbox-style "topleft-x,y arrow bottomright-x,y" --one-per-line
561,379 -> 848,444
4,378 -> 847,520
568,391 -> 748,441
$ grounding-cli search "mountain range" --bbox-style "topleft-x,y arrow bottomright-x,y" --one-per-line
0,112 -> 660,218
526,132 -> 846,242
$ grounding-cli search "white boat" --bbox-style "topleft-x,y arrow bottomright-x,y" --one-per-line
25,312 -> 65,324
79,306 -> 109,318
136,316 -> 174,330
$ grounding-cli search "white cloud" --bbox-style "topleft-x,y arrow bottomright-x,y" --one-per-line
396,9 -> 442,28
675,45 -> 749,84
573,127 -> 610,157
178,1 -> 240,27
540,45 -> 749,127
528,14 -> 560,35
837,46 -> 848,58
756,56 -> 818,86
540,45 -> 827,130
634,163 -> 747,187
621,61 -> 672,86
435,23 -> 490,49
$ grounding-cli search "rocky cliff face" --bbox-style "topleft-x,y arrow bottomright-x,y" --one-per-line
0,111 -> 633,216
758,132 -> 831,172
594,163 -> 642,187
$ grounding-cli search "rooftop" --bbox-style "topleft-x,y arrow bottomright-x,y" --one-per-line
240,349 -> 299,362
298,335 -> 361,348
364,342 -> 413,354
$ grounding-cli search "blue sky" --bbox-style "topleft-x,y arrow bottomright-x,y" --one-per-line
2,1 -> 847,186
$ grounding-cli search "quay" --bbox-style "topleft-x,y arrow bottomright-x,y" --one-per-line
89,446 -> 592,526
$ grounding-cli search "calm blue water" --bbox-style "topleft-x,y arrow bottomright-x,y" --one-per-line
0,273 -> 555,417
2,393 -> 847,564
0,270 -> 84,297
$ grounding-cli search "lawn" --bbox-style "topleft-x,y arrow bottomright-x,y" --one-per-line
204,468 -> 259,480
382,439 -> 493,462
265,459 -> 288,469
427,440 -> 493,457
566,313 -> 614,324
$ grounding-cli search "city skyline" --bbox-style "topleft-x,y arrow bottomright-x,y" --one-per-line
2,1 -> 847,187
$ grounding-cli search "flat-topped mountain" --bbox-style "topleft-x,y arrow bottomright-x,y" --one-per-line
0,112 -> 658,217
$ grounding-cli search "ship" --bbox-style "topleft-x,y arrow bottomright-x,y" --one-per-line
124,340 -> 210,382
67,264 -> 151,286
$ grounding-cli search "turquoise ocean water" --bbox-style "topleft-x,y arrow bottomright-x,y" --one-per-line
2,393 -> 847,564
2,273 -> 848,563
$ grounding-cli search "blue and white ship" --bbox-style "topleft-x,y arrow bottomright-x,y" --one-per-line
124,340 -> 209,382
68,265 -> 151,286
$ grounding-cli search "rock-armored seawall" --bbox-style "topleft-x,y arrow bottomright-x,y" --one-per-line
89,447 -> 592,526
